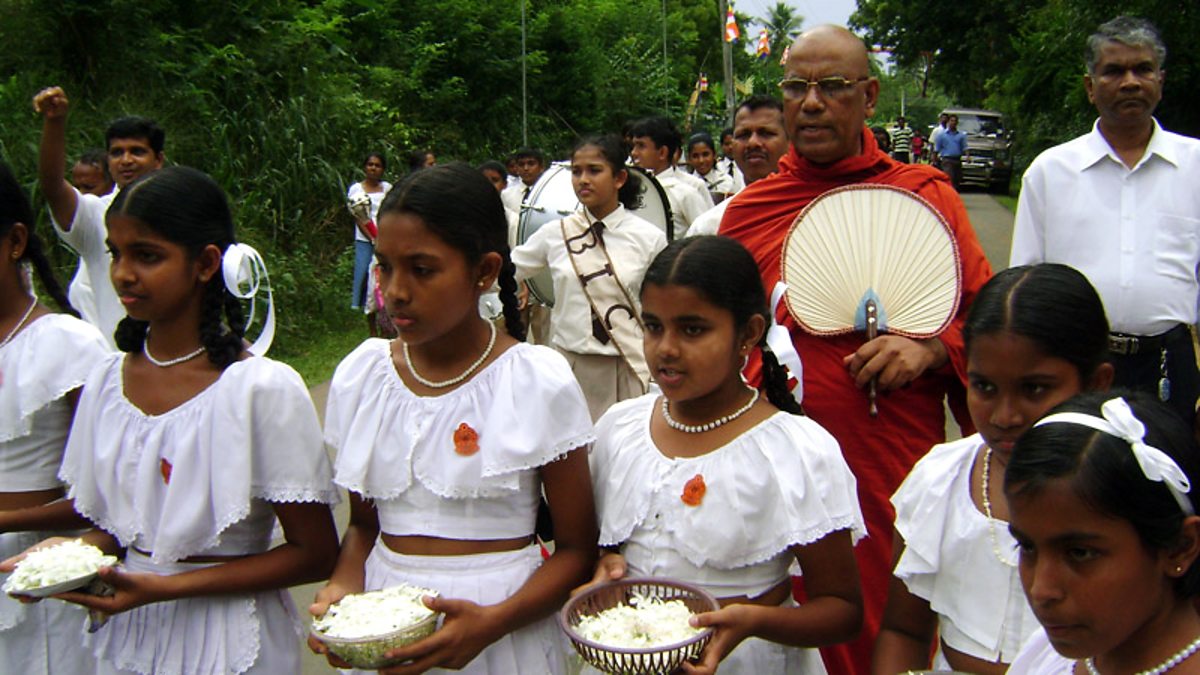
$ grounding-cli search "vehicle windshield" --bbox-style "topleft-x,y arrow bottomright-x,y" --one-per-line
955,115 -> 1006,136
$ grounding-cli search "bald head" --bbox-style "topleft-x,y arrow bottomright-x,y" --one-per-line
782,25 -> 878,165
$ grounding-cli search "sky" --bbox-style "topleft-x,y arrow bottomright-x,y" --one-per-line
734,0 -> 859,34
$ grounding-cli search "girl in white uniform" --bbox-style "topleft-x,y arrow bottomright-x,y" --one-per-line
874,264 -> 1115,675
5,166 -> 340,675
512,134 -> 667,421
587,236 -> 865,674
1005,392 -> 1200,675
310,163 -> 598,674
0,162 -> 110,674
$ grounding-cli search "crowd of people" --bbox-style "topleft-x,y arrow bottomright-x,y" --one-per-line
0,13 -> 1197,675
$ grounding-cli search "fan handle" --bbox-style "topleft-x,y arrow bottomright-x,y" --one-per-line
865,299 -> 879,418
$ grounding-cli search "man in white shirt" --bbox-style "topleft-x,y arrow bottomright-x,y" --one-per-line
628,116 -> 713,239
33,86 -> 165,347
1010,15 -> 1200,425
687,95 -> 790,237
500,147 -> 546,216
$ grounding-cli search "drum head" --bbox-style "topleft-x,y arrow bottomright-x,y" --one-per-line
627,167 -> 674,242
516,163 -> 579,307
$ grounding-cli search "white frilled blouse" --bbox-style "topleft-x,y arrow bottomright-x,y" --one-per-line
326,339 -> 595,540
892,434 -> 1038,663
590,394 -> 865,598
59,354 -> 338,564
0,313 -> 110,491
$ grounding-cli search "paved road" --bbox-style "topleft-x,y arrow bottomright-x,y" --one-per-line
294,192 -> 1015,673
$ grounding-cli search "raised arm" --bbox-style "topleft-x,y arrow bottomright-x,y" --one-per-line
32,86 -> 80,230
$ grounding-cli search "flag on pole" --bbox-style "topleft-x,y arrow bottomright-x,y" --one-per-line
699,73 -> 709,92
755,29 -> 770,59
779,44 -> 790,66
724,5 -> 739,43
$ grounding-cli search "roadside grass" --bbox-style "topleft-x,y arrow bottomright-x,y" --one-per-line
993,194 -> 1017,213
275,317 -> 368,387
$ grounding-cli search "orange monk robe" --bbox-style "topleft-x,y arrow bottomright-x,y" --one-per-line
720,127 -> 993,675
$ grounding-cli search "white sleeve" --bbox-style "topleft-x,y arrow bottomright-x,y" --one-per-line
51,190 -> 107,259
510,220 -> 554,282
1010,162 -> 1047,266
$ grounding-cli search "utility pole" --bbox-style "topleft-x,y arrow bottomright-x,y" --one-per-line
521,0 -> 528,146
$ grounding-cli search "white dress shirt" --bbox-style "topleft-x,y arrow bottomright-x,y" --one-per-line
1010,119 -> 1200,334
51,189 -> 122,347
511,205 -> 667,355
686,199 -> 729,237
654,165 -> 714,239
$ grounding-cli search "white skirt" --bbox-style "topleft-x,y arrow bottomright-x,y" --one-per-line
0,530 -> 98,675
89,550 -> 303,675
358,540 -> 567,675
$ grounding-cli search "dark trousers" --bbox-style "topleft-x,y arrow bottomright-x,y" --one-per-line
1110,324 -> 1200,425
941,156 -> 962,190
892,151 -> 910,163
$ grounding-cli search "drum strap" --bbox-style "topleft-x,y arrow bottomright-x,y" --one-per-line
560,212 -> 650,392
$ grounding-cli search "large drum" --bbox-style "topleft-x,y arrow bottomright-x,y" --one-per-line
516,163 -> 673,306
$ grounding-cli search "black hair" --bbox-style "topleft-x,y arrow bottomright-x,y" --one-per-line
512,147 -> 545,164
0,162 -> 74,315
105,116 -> 165,154
719,128 -> 734,144
963,264 -> 1110,382
870,126 -> 891,152
78,148 -> 112,180
407,149 -> 433,172
687,132 -> 716,155
1006,391 -> 1200,597
572,134 -> 643,211
735,94 -> 785,119
628,116 -> 682,159
108,166 -> 244,368
477,160 -> 507,177
378,162 -> 524,341
364,151 -> 387,171
641,236 -> 801,414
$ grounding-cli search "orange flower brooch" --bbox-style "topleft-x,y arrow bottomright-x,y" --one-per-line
453,423 -> 480,456
681,474 -> 706,506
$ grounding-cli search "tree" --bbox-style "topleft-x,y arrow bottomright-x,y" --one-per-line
759,1 -> 803,57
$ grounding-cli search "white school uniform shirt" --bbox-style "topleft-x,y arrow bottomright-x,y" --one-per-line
1010,119 -> 1200,335
892,434 -> 1038,664
686,198 -> 730,237
501,179 -> 531,215
50,188 -> 123,347
511,205 -> 667,355
654,165 -> 714,239
1006,629 -> 1076,674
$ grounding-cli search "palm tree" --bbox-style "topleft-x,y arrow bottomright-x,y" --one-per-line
760,2 -> 804,57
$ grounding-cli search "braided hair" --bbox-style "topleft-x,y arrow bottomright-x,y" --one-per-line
0,162 -> 75,315
379,162 -> 525,341
641,235 -> 802,415
108,166 -> 244,368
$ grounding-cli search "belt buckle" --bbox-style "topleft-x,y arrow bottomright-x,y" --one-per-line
1109,334 -> 1139,356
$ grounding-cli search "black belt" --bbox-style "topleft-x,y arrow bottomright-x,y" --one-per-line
1109,325 -> 1188,356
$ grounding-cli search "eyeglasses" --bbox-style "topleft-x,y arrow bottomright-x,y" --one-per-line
778,76 -> 870,100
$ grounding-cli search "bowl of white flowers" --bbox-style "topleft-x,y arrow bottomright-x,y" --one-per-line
560,577 -> 719,675
310,584 -> 441,669
2,539 -> 118,598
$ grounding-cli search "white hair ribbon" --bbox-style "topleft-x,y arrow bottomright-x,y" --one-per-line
1036,397 -> 1194,516
221,243 -> 275,357
765,282 -> 804,405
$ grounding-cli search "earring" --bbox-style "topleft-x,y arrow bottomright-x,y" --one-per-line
1178,565 -> 1186,574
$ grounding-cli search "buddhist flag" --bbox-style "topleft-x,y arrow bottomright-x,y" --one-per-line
699,73 -> 709,92
756,29 -> 770,59
779,44 -> 790,66
724,5 -> 739,43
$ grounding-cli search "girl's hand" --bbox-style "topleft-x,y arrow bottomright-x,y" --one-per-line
571,551 -> 626,597
377,595 -> 505,674
54,566 -> 169,614
307,581 -> 357,667
680,605 -> 755,675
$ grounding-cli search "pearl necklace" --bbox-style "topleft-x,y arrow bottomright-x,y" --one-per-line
0,296 -> 37,350
981,445 -> 1016,568
403,320 -> 497,389
143,335 -> 207,368
661,388 -> 760,433
1084,633 -> 1200,675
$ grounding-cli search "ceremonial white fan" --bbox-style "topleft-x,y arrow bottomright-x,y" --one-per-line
780,184 -> 961,414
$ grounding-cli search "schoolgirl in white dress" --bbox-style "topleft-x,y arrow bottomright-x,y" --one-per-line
512,134 -> 667,421
587,236 -> 865,674
311,163 -> 598,674
874,264 -> 1115,675
1005,392 -> 1200,675
5,166 -> 340,675
0,162 -> 110,675
685,133 -> 735,200
347,151 -> 392,315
